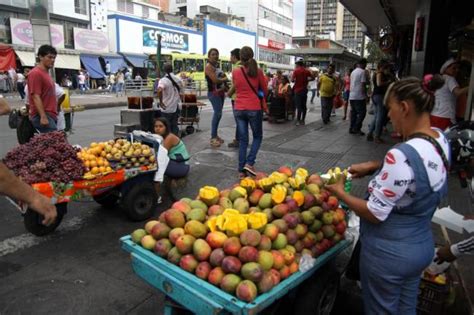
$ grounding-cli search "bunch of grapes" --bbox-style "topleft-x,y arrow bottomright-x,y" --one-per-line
3,132 -> 86,184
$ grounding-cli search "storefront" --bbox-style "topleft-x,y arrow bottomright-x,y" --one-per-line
258,37 -> 293,70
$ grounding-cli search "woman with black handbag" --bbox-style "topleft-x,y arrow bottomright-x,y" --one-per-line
326,75 -> 449,314
230,46 -> 268,178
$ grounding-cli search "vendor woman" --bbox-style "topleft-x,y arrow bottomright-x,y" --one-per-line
326,75 -> 449,314
153,117 -> 190,203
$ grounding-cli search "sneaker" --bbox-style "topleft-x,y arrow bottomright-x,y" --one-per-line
216,136 -> 224,144
331,112 -> 336,117
367,133 -> 374,141
210,138 -> 221,147
156,196 -> 162,204
228,140 -> 239,148
301,120 -> 306,125
243,164 -> 257,177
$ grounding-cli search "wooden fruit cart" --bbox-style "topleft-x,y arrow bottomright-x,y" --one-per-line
7,165 -> 158,236
120,236 -> 351,315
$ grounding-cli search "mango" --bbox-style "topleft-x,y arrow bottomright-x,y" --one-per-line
258,250 -> 274,271
240,229 -> 262,247
272,233 -> 288,250
236,280 -> 258,302
249,189 -> 264,206
167,247 -> 182,265
223,236 -> 242,256
209,248 -> 226,267
264,224 -> 279,241
154,239 -> 172,257
193,239 -> 212,261
258,272 -> 274,294
151,222 -> 171,240
164,209 -> 186,228
220,274 -> 242,294
195,261 -> 212,280
186,208 -> 207,222
233,197 -> 250,214
189,199 -> 208,212
179,254 -> 199,273
208,267 -> 226,286
175,234 -> 196,254
169,227 -> 185,245
229,186 -> 247,202
239,246 -> 259,263
184,220 -> 208,239
258,193 -> 273,209
199,186 -> 220,206
206,231 -> 228,249
219,197 -> 233,209
258,235 -> 272,251
222,256 -> 242,274
131,229 -> 147,244
241,262 -> 264,282
140,235 -> 156,250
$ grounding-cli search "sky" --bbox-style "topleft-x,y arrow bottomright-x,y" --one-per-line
293,0 -> 306,36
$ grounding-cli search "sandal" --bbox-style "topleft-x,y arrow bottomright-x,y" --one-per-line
216,136 -> 224,144
210,138 -> 221,147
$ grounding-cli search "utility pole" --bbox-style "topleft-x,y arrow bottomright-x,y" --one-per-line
29,0 -> 54,78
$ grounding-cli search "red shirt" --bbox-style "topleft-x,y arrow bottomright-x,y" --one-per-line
28,66 -> 57,119
292,66 -> 312,93
232,66 -> 268,111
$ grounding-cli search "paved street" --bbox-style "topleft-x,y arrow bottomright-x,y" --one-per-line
0,95 -> 472,314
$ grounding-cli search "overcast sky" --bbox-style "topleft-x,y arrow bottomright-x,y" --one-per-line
293,0 -> 306,36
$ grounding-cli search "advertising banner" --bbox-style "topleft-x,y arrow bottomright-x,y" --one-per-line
142,26 -> 189,51
74,28 -> 109,52
10,18 -> 64,48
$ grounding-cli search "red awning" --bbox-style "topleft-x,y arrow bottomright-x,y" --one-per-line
0,45 -> 17,71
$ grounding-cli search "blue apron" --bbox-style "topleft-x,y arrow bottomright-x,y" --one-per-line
360,143 -> 448,315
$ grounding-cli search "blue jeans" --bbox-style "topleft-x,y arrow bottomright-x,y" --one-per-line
31,114 -> 57,133
235,110 -> 263,171
231,100 -> 239,141
294,89 -> 308,121
208,92 -> 224,139
79,83 -> 86,94
368,94 -> 386,138
320,96 -> 334,123
349,99 -> 367,132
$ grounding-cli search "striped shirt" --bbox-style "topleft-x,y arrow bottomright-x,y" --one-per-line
451,236 -> 474,257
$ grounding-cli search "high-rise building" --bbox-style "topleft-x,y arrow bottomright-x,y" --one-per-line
306,0 -> 364,53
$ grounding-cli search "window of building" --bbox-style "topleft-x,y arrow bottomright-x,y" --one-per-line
74,0 -> 87,15
117,0 -> 134,14
142,5 -> 149,18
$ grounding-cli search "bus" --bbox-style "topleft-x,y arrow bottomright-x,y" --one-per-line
147,52 -> 267,82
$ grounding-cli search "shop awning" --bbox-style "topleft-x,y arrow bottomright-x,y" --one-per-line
121,53 -> 148,68
0,45 -> 17,71
16,50 -> 36,67
80,54 -> 105,79
102,55 -> 127,73
55,54 -> 81,70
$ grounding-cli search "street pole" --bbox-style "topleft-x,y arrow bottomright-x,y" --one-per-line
29,0 -> 54,79
156,34 -> 162,79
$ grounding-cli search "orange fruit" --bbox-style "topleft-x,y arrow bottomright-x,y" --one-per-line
100,151 -> 107,157
97,159 -> 104,167
91,167 -> 99,174
85,160 -> 91,168
90,160 -> 98,168
99,166 -> 106,173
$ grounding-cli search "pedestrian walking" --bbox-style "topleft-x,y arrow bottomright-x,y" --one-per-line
7,67 -> 17,92
105,61 -> 111,76
116,71 -> 125,97
27,44 -> 58,133
16,70 -> 25,99
157,63 -> 183,136
231,46 -> 267,178
367,60 -> 395,143
205,48 -> 228,147
342,68 -> 352,120
349,58 -> 369,135
109,73 -> 116,93
308,70 -> 318,104
291,57 -> 315,125
317,64 -> 337,124
430,58 -> 469,130
326,75 -> 447,315
78,71 -> 86,94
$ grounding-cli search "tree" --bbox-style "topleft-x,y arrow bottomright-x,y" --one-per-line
366,40 -> 388,65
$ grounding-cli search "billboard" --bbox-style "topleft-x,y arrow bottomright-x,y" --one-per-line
74,28 -> 109,52
143,26 -> 189,51
10,18 -> 64,48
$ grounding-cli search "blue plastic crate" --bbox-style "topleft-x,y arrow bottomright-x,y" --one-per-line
121,236 -> 351,315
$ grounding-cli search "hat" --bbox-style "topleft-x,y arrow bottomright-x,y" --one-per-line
440,58 -> 458,74
295,57 -> 304,63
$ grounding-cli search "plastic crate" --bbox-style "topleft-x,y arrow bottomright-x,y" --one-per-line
417,277 -> 450,315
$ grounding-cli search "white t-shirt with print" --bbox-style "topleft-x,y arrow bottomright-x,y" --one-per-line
349,67 -> 367,100
367,129 -> 449,221
432,74 -> 459,122
158,73 -> 183,114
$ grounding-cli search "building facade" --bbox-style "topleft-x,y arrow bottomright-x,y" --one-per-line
306,0 -> 364,53
168,0 -> 294,68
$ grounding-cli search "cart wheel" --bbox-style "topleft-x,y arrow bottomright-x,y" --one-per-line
122,181 -> 157,221
292,263 -> 340,315
185,126 -> 195,135
23,203 -> 66,236
93,189 -> 120,209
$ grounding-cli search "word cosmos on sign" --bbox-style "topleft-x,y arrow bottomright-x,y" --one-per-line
143,26 -> 189,51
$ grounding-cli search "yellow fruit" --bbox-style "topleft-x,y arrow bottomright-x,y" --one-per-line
106,166 -> 113,172
111,148 -> 118,154
106,153 -> 113,160
90,160 -> 98,168
103,160 -> 109,166
90,142 -> 98,148
99,166 -> 106,173
85,161 -> 91,168
100,151 -> 107,157
91,167 -> 100,174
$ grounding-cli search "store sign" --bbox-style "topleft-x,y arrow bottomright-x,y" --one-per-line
268,40 -> 285,50
143,26 -> 189,51
73,28 -> 109,52
10,18 -> 64,48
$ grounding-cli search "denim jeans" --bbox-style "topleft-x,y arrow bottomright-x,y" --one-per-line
294,89 -> 308,122
320,96 -> 334,123
31,113 -> 57,133
368,94 -> 386,137
160,110 -> 179,136
208,92 -> 225,138
309,89 -> 316,103
231,100 -> 239,141
79,83 -> 86,94
349,99 -> 367,132
234,110 -> 263,171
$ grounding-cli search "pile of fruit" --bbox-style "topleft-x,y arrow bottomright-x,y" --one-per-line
3,131 -> 85,184
130,166 -> 347,302
78,139 -> 156,178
